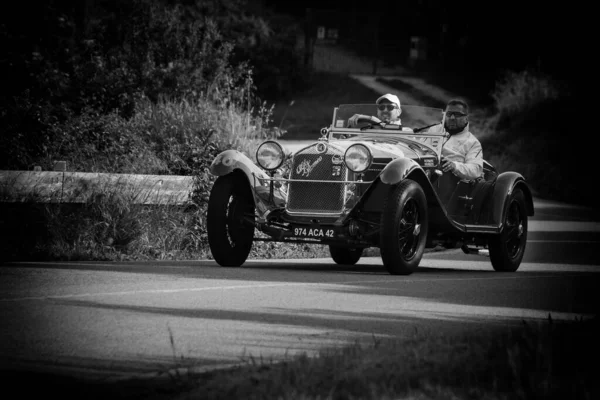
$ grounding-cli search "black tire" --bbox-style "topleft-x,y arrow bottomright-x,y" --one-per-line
329,245 -> 363,265
207,173 -> 255,266
380,180 -> 428,275
489,187 -> 528,272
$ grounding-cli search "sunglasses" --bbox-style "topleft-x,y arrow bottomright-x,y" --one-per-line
377,104 -> 398,111
446,111 -> 467,118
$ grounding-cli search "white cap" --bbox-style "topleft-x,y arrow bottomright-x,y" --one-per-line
376,93 -> 401,108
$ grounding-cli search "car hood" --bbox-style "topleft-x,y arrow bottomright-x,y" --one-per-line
292,136 -> 436,160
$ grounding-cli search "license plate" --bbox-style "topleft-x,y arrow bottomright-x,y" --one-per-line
292,226 -> 335,238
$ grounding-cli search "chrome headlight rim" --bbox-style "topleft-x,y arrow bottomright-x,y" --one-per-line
344,143 -> 372,173
256,140 -> 285,171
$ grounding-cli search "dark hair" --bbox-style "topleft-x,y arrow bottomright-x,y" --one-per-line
447,98 -> 469,114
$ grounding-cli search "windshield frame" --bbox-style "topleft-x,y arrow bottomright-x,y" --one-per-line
331,104 -> 445,132
328,104 -> 447,157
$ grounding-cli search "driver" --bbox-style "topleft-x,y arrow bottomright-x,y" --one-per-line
347,93 -> 402,128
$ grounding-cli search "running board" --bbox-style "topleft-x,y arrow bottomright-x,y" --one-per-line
447,220 -> 501,234
463,224 -> 501,234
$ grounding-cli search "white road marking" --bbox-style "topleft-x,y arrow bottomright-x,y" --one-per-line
528,220 -> 600,232
533,199 -> 594,210
528,240 -> 600,244
534,212 -> 594,221
0,272 -> 593,303
13,261 -> 186,269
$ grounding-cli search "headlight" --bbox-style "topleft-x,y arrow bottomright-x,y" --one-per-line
344,144 -> 372,173
256,141 -> 284,171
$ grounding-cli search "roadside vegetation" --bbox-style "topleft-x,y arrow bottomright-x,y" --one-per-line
24,316 -> 598,400
168,316 -> 598,400
0,0 -> 328,262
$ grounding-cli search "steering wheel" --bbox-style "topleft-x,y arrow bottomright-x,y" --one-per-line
365,115 -> 383,125
348,114 -> 384,128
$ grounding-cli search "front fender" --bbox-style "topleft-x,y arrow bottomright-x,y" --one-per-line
379,158 -> 421,185
358,163 -> 447,220
210,149 -> 284,216
490,172 -> 535,225
210,149 -> 269,181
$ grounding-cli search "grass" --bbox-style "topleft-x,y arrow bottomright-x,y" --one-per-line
0,198 -> 332,263
11,316 -> 597,400
181,316 -> 597,400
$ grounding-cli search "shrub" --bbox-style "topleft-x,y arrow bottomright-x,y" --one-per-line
0,0 -> 303,171
229,12 -> 308,100
0,90 -> 288,261
488,69 -> 577,136
482,70 -> 591,206
492,69 -> 561,117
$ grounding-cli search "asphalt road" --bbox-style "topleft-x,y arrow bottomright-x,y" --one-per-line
0,197 -> 598,387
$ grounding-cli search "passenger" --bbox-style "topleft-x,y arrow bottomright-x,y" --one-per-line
429,99 -> 483,181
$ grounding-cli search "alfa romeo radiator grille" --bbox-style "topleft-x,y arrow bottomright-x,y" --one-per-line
287,146 -> 347,214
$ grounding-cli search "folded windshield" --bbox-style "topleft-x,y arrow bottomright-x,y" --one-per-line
332,104 -> 444,131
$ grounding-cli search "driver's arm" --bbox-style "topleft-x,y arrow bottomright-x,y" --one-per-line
348,114 -> 381,128
347,114 -> 362,128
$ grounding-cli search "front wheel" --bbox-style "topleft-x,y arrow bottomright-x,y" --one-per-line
380,180 -> 428,275
489,187 -> 528,272
329,245 -> 363,265
207,173 -> 255,266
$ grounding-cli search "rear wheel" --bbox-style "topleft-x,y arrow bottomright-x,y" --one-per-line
329,245 -> 363,265
489,188 -> 528,272
380,180 -> 428,275
207,173 -> 255,266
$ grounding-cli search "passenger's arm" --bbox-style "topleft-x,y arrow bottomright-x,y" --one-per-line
452,141 -> 483,180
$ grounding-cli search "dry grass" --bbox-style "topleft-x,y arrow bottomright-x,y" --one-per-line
45,316 -> 596,400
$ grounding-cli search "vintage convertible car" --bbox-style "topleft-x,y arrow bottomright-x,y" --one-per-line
207,104 -> 534,275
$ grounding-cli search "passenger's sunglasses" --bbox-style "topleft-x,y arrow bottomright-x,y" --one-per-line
377,104 -> 398,111
446,111 -> 467,118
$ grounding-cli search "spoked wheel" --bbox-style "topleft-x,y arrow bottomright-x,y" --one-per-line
329,245 -> 363,265
380,180 -> 428,275
207,173 -> 255,266
489,188 -> 528,272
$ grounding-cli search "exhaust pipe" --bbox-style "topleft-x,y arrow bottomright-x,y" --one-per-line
461,245 -> 490,257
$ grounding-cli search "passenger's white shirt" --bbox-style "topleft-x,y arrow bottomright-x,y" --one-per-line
428,124 -> 483,180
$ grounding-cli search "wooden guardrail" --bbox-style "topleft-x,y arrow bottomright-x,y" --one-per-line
0,167 -> 194,205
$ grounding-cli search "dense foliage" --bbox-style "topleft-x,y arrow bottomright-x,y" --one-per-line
0,0 -> 305,171
479,70 -> 590,206
0,0 -> 311,261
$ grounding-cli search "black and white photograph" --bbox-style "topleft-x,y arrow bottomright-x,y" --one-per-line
0,0 -> 597,399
